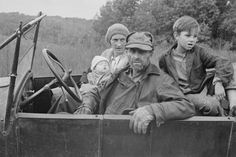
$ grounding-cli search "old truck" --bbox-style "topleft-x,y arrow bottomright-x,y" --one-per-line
0,13 -> 235,157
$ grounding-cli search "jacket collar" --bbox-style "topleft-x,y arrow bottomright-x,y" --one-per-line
166,43 -> 195,55
145,63 -> 161,76
125,63 -> 160,78
165,43 -> 195,79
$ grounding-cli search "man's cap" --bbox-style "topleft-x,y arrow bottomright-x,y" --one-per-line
105,23 -> 129,44
126,32 -> 154,51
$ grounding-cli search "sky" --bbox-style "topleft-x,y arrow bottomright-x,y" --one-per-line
1,0 -> 109,19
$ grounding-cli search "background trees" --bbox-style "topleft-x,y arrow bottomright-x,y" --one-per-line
93,0 -> 235,47
0,0 -> 235,76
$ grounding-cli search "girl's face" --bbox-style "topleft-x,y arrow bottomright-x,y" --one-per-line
110,34 -> 126,56
175,28 -> 199,51
94,61 -> 110,73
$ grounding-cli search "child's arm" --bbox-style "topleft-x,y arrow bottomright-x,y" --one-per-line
199,47 -> 233,87
214,81 -> 226,100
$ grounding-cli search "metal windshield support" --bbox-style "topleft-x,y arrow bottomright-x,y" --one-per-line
0,13 -> 46,50
2,12 -> 46,134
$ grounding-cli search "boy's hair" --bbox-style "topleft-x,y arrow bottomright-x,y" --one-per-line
173,16 -> 200,34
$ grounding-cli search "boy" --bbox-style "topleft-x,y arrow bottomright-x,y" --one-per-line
159,15 -> 233,116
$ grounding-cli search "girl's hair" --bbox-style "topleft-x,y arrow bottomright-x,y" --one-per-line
173,16 -> 200,34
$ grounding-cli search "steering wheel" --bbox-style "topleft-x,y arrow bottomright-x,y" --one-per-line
42,49 -> 82,103
20,49 -> 82,109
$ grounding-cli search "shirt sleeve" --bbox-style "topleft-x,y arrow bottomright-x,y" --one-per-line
149,72 -> 195,125
199,47 -> 233,87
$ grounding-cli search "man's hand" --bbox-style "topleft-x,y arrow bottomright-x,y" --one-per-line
214,82 -> 226,101
129,106 -> 154,134
74,106 -> 92,114
230,106 -> 236,117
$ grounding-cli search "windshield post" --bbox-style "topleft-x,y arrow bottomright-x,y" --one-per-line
4,22 -> 22,132
31,11 -> 42,69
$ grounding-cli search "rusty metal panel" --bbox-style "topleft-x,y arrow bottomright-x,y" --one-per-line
17,114 -> 101,157
6,122 -> 18,157
0,121 -> 18,157
102,115 -> 151,157
0,126 -> 6,157
228,118 -> 236,157
15,114 -> 235,157
151,119 -> 232,157
102,116 -> 233,157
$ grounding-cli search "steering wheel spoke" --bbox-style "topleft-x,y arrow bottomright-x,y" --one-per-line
42,49 -> 82,103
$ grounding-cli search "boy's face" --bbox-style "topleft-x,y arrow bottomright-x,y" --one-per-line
127,48 -> 152,73
175,28 -> 199,51
94,61 -> 110,73
110,34 -> 126,56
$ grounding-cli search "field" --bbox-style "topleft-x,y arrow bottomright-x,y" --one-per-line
1,35 -> 235,78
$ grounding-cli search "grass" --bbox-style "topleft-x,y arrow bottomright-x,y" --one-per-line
1,41 -> 236,77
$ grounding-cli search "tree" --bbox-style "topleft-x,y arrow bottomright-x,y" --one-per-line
93,0 -> 140,37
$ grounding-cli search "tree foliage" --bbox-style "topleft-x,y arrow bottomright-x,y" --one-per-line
0,13 -> 104,76
0,1 -> 235,76
93,0 -> 236,46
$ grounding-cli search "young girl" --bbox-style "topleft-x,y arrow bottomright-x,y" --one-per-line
87,55 -> 111,86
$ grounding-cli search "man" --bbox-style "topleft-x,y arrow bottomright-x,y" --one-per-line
75,32 -> 195,134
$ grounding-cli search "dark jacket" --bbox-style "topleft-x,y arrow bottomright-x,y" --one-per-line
84,63 -> 195,125
159,44 -> 233,94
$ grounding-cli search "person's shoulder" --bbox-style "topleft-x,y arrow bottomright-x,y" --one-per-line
160,44 -> 175,57
101,48 -> 113,60
159,47 -> 172,64
147,64 -> 166,80
192,44 -> 209,53
149,67 -> 177,88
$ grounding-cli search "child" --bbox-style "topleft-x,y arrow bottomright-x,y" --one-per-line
159,15 -> 234,116
80,23 -> 130,84
226,62 -> 236,116
87,55 -> 111,86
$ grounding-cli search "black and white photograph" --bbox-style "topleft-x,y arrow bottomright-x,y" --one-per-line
0,0 -> 235,156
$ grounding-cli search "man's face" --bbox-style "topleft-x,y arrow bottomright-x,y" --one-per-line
127,48 -> 152,73
110,34 -> 126,56
175,28 -> 199,51
94,61 -> 110,74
